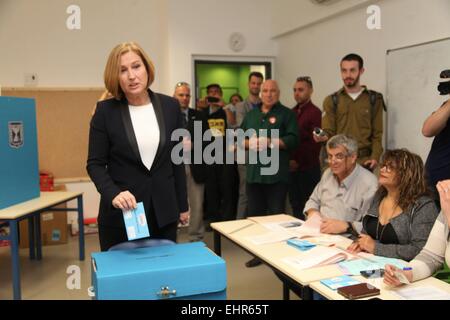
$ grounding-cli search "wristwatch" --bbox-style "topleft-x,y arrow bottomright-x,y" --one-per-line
346,222 -> 359,237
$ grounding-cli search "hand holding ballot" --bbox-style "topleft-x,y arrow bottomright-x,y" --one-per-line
383,264 -> 413,287
112,190 -> 137,211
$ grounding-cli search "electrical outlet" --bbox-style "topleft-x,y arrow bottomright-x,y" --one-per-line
24,73 -> 38,86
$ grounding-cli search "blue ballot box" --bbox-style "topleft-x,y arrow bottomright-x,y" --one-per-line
91,242 -> 227,300
0,97 -> 40,209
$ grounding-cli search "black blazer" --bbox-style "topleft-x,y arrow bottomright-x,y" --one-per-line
186,108 -> 210,183
87,89 -> 188,229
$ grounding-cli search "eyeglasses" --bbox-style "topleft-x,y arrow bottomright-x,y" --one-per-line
380,162 -> 396,173
325,153 -> 349,163
296,76 -> 313,86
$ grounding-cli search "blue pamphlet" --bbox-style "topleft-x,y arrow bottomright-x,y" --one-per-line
287,239 -> 316,251
320,275 -> 361,290
122,202 -> 150,240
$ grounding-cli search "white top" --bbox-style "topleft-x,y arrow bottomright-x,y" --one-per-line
348,88 -> 364,101
129,103 -> 160,170
409,211 -> 450,281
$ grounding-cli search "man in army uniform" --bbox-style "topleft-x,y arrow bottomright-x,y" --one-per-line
314,53 -> 385,171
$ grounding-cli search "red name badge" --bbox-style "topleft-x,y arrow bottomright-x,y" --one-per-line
269,116 -> 276,124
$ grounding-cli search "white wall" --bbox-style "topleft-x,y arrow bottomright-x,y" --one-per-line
0,0 -> 170,92
167,0 -> 277,94
274,0 -> 450,109
271,0 -> 373,38
0,0 -> 277,95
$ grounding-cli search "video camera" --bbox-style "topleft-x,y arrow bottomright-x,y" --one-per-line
438,70 -> 450,95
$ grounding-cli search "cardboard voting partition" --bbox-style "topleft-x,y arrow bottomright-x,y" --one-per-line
0,97 -> 40,209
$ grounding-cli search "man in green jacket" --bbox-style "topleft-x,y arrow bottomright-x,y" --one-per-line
240,79 -> 299,267
315,53 -> 385,171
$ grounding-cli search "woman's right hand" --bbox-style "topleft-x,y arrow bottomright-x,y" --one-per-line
112,191 -> 137,211
383,264 -> 413,287
347,241 -> 362,253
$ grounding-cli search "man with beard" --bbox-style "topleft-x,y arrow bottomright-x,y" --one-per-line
315,54 -> 385,171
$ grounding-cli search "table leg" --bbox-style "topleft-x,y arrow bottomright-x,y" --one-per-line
213,230 -> 221,256
28,217 -> 35,260
77,195 -> 85,261
9,220 -> 22,300
35,213 -> 42,260
283,282 -> 290,300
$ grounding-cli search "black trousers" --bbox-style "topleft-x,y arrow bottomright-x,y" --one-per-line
204,163 -> 239,222
246,182 -> 288,217
98,201 -> 178,251
288,165 -> 321,220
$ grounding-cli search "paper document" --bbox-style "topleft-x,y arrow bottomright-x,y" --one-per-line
338,255 -> 406,276
283,246 -> 349,271
320,275 -> 361,290
262,220 -> 303,232
246,231 -> 295,245
122,202 -> 150,241
289,214 -> 322,237
395,286 -> 450,300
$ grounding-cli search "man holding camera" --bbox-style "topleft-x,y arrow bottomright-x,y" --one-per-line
423,95 -> 450,210
198,84 -> 239,226
315,53 -> 385,170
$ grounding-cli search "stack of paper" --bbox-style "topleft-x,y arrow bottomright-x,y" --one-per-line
283,246 -> 349,271
289,214 -> 322,238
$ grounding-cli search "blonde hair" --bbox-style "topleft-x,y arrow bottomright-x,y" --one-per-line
103,42 -> 155,99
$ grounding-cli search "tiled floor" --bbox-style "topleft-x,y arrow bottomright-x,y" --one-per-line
0,227 -> 299,300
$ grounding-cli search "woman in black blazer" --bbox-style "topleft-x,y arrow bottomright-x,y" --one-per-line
87,42 -> 189,251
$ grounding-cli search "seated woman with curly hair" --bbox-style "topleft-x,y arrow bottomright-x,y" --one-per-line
348,149 -> 439,261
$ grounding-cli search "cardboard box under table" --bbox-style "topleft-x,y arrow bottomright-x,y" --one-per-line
91,242 -> 227,300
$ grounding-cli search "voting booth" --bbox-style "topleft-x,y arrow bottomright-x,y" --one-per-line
0,97 -> 40,209
91,242 -> 227,300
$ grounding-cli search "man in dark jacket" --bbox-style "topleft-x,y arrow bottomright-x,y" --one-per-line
174,82 -> 210,241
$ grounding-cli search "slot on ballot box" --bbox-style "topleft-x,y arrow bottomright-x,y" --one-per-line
91,242 -> 227,300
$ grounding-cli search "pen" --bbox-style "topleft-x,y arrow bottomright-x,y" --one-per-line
402,267 -> 412,271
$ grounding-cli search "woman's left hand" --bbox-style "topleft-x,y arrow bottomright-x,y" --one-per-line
358,234 -> 376,253
179,210 -> 190,226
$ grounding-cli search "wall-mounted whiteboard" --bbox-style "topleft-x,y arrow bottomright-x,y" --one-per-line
386,37 -> 450,161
